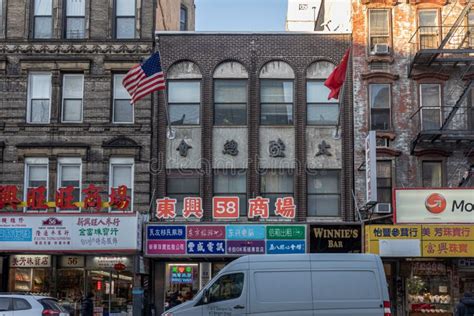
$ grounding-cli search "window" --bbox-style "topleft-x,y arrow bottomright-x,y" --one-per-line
377,161 -> 392,204
24,158 -> 49,211
109,158 -> 134,211
214,170 -> 247,216
307,81 -> 338,125
369,84 -> 391,130
115,0 -> 135,39
368,9 -> 390,53
261,170 -> 294,215
419,10 -> 439,49
13,298 -> 32,311
57,158 -> 81,211
0,298 -> 11,311
180,6 -> 187,31
214,80 -> 247,125
167,176 -> 200,216
468,10 -> 474,47
422,161 -> 443,187
33,0 -> 53,38
65,0 -> 85,39
208,273 -> 244,303
0,0 -> 4,38
307,170 -> 340,217
168,81 -> 200,125
62,74 -> 84,122
420,84 -> 441,130
260,80 -> 293,125
27,73 -> 52,123
113,74 -> 133,123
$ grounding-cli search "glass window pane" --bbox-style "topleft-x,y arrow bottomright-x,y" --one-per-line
214,173 -> 246,193
261,171 -> 293,193
61,165 -> 80,182
34,17 -> 52,38
261,104 -> 293,125
167,178 -> 200,194
0,298 -> 10,311
369,10 -> 388,35
308,170 -> 340,194
170,104 -> 200,125
419,11 -> 438,27
307,104 -> 339,125
114,100 -> 133,123
116,0 -> 135,16
208,273 -> 244,303
116,18 -> 135,39
421,84 -> 440,108
215,103 -> 247,125
114,74 -> 131,100
31,100 -> 50,123
112,165 -> 132,187
371,109 -> 390,130
370,84 -> 390,108
168,81 -> 200,103
261,81 -> 293,103
422,108 -> 440,130
215,80 -> 246,103
63,99 -> 82,122
307,81 -> 337,103
308,195 -> 340,217
63,75 -> 83,98
35,0 -> 52,15
422,162 -> 442,187
377,161 -> 392,178
66,0 -> 85,16
29,165 -> 47,182
30,74 -> 51,99
66,17 -> 85,39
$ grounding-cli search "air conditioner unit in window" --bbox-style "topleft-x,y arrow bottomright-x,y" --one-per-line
373,44 -> 390,55
374,203 -> 392,214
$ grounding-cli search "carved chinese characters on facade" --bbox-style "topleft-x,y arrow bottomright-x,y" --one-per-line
223,140 -> 239,156
176,140 -> 192,157
316,140 -> 332,157
269,138 -> 286,158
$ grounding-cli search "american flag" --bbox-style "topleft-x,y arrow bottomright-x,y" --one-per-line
122,52 -> 165,104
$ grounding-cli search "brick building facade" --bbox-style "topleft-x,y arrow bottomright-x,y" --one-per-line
0,0 -> 156,314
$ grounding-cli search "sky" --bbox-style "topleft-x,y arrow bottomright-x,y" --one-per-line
194,0 -> 288,31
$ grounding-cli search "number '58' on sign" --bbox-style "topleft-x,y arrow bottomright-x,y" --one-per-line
213,197 -> 239,219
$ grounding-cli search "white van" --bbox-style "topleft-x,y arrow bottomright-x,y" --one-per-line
162,253 -> 391,316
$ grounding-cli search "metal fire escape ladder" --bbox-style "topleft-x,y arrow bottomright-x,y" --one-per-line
427,0 -> 474,66
440,79 -> 474,131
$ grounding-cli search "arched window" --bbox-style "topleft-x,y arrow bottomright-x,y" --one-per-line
167,61 -> 202,125
259,61 -> 295,125
306,61 -> 338,125
213,61 -> 248,125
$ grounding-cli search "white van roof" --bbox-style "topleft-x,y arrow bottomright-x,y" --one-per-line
233,253 -> 379,264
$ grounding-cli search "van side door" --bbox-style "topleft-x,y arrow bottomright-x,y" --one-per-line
202,272 -> 247,316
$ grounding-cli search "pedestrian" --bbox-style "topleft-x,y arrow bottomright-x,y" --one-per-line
455,292 -> 474,316
80,292 -> 94,316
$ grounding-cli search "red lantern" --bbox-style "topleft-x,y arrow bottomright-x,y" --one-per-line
114,262 -> 126,271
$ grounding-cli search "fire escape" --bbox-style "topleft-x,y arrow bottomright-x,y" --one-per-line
408,1 -> 474,160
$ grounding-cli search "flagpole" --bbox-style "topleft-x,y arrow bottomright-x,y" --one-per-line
334,47 -> 351,138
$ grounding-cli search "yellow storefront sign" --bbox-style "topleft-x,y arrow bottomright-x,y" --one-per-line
365,224 -> 474,257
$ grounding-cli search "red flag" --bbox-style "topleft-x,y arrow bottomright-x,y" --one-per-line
324,48 -> 350,100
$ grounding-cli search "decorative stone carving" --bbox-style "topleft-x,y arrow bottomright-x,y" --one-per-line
223,140 -> 239,156
177,140 -> 192,157
0,43 -> 153,55
269,138 -> 286,158
316,140 -> 332,157
103,136 -> 139,148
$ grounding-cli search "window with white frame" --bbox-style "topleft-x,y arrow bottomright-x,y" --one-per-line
214,170 -> 247,216
214,80 -> 247,125
307,81 -> 338,125
260,170 -> 294,215
115,0 -> 135,39
260,80 -> 294,125
33,0 -> 53,39
420,84 -> 441,130
109,158 -> 134,211
376,161 -> 392,204
307,170 -> 341,217
180,6 -> 188,31
419,10 -> 439,49
113,74 -> 133,123
57,157 -> 82,211
62,74 -> 84,122
27,73 -> 52,123
369,84 -> 391,130
24,158 -> 49,211
65,0 -> 85,39
368,9 -> 390,53
168,81 -> 201,125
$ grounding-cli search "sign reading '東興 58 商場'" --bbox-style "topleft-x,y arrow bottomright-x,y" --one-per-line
394,188 -> 474,224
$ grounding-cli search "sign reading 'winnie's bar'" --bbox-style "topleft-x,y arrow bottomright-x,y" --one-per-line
309,224 -> 362,253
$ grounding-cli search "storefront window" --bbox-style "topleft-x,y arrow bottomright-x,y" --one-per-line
165,263 -> 199,310
9,267 -> 50,293
407,262 -> 452,315
57,268 -> 85,314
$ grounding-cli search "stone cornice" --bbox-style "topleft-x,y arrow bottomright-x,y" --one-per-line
361,72 -> 399,81
0,42 -> 153,55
